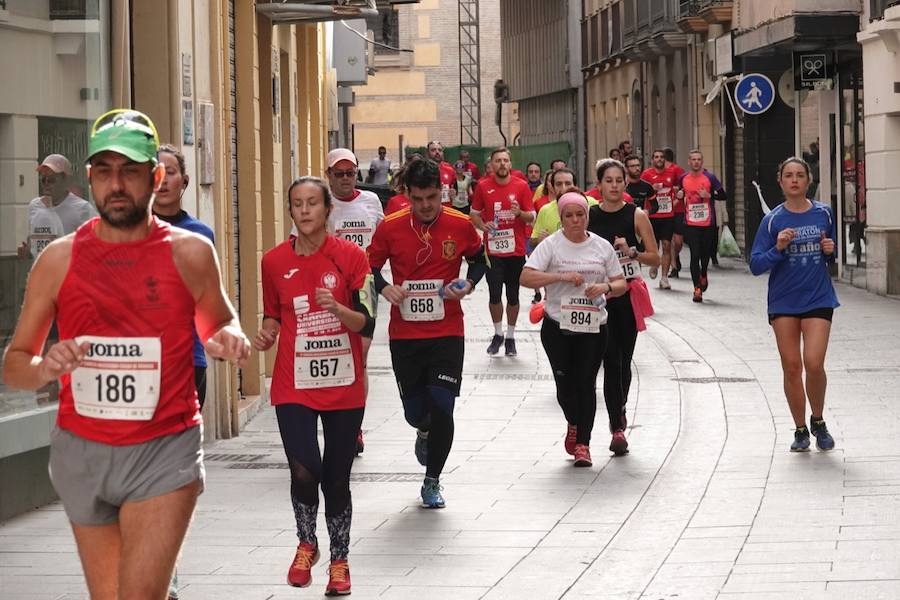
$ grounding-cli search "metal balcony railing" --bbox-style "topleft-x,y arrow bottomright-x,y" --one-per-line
679,0 -> 701,18
872,0 -> 900,20
49,0 -> 100,20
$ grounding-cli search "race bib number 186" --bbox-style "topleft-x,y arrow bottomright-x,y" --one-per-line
71,336 -> 162,421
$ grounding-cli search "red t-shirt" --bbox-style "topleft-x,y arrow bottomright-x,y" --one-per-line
586,187 -> 634,203
641,167 -> 678,218
670,163 -> 686,213
439,161 -> 456,205
262,236 -> 370,410
368,207 -> 483,340
470,175 -> 534,257
680,171 -> 714,227
464,161 -> 481,180
510,169 -> 527,181
385,194 -> 410,215
56,218 -> 199,445
534,194 -> 552,216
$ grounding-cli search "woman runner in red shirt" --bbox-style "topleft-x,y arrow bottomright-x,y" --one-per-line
254,177 -> 375,596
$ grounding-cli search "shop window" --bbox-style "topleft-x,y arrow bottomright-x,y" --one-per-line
0,0 -> 110,419
366,9 -> 400,56
49,0 -> 100,20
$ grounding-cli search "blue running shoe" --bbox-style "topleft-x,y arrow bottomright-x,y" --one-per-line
791,426 -> 811,452
487,334 -> 504,355
810,418 -> 835,451
421,477 -> 445,509
415,429 -> 428,466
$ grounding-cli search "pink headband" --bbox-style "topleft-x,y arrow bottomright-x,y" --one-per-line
557,192 -> 588,216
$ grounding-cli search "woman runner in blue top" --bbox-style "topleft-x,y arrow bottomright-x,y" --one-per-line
750,157 -> 839,452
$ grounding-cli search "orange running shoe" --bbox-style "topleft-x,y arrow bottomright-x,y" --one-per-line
325,560 -> 352,596
287,542 -> 319,587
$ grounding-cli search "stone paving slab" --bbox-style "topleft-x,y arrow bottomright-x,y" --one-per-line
3,256 -> 900,599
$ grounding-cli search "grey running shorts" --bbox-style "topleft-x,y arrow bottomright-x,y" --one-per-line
49,425 -> 205,526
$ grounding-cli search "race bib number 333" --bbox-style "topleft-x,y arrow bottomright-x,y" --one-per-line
488,228 -> 515,254
71,336 -> 161,421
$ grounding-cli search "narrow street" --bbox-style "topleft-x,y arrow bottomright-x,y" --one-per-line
3,256 -> 899,600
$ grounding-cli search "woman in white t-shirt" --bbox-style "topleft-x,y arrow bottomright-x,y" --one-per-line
521,192 -> 627,467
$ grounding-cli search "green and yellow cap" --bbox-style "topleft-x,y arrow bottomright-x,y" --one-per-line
87,109 -> 160,165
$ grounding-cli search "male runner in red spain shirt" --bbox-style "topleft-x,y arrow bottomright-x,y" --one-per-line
368,158 -> 489,509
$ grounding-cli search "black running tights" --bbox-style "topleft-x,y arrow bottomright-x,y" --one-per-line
540,317 -> 607,445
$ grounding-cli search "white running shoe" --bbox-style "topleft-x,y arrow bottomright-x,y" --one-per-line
659,277 -> 671,290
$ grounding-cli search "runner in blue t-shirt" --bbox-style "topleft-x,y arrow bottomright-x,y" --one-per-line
154,144 -> 215,414
153,144 -> 217,600
750,157 -> 838,453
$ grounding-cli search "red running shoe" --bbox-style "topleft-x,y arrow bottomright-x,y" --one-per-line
287,542 -> 319,587
610,430 -> 629,456
355,429 -> 364,455
693,287 -> 703,303
325,560 -> 351,596
564,424 -> 578,455
573,444 -> 592,467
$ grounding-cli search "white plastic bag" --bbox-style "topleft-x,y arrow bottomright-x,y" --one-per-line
718,225 -> 741,257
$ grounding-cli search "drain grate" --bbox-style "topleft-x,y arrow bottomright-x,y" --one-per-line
206,453 -> 268,462
224,463 -> 422,482
674,377 -> 754,384
474,373 -> 555,382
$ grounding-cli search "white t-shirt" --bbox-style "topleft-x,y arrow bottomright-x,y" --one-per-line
524,230 -> 623,323
29,193 -> 97,235
369,158 -> 391,185
29,202 -> 65,256
290,189 -> 384,250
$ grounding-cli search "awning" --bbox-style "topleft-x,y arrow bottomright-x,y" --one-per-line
734,13 -> 860,56
256,1 -> 379,24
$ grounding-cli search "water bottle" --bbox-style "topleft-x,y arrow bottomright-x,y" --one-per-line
438,280 -> 467,300
493,202 -> 501,228
592,292 -> 607,309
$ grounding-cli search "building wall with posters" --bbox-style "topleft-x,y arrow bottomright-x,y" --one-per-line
0,0 -> 332,519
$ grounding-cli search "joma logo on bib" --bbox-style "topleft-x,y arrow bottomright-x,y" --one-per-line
406,282 -> 437,291
304,338 -> 344,351
341,220 -> 367,228
86,343 -> 143,358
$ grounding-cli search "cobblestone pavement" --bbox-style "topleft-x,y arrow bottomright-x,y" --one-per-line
3,256 -> 900,599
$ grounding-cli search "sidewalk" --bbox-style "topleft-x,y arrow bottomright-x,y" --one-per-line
3,256 -> 900,599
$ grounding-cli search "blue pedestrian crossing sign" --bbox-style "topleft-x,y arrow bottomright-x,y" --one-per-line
734,73 -> 775,115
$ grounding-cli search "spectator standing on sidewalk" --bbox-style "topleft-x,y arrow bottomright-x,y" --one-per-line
750,156 -> 838,453
367,146 -> 391,185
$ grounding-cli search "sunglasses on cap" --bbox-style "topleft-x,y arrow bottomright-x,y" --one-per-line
91,109 -> 160,144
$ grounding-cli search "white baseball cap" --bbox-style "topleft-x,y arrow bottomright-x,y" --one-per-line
37,154 -> 73,176
327,148 -> 358,169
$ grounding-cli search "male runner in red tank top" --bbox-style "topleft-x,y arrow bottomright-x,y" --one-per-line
2,109 -> 249,600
